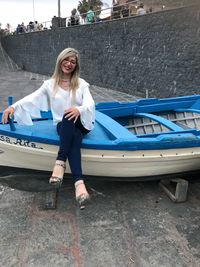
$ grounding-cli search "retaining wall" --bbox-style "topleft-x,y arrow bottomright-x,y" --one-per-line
1,4 -> 200,98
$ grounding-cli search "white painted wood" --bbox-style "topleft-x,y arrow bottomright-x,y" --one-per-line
1,137 -> 200,178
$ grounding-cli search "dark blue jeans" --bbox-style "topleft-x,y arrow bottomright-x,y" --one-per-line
56,116 -> 89,182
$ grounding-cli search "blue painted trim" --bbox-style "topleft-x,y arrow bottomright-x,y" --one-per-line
95,111 -> 135,139
40,110 -> 52,119
191,98 -> 200,109
96,106 -> 137,117
175,108 -> 200,114
0,127 -> 59,145
1,94 -> 200,151
7,96 -> 16,131
96,96 -> 200,118
81,132 -> 200,150
1,123 -> 200,150
95,94 -> 200,110
136,100 -> 196,113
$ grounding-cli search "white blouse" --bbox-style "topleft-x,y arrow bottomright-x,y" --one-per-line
11,78 -> 95,130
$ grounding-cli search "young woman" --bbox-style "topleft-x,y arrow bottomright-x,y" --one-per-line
2,48 -> 95,206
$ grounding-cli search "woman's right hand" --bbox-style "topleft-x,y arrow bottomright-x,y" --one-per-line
2,106 -> 15,124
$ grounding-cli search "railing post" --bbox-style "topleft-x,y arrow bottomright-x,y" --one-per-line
7,96 -> 16,131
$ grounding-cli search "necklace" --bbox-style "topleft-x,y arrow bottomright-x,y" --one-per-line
60,80 -> 70,91
61,79 -> 70,82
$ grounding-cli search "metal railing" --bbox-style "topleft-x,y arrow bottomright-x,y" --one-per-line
1,0 -> 196,34
40,0 -> 194,30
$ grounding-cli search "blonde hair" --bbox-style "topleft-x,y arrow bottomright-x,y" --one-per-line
51,48 -> 80,95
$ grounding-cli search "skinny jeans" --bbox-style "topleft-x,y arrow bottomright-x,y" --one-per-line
56,115 -> 89,182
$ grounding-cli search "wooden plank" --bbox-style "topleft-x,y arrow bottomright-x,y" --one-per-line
125,111 -> 200,134
43,189 -> 58,209
136,113 -> 183,131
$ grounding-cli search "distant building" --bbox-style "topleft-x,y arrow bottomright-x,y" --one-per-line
112,0 -> 138,19
111,0 -> 192,19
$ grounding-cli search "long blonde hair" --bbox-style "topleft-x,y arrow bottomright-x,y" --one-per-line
51,48 -> 80,95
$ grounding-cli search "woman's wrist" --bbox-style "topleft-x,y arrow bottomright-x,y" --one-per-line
8,106 -> 15,111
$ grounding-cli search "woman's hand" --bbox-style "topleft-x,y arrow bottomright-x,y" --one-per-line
64,107 -> 80,123
2,106 -> 15,124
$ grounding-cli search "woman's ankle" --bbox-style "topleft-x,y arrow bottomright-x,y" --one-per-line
52,160 -> 66,177
55,160 -> 65,166
74,180 -> 89,198
75,179 -> 84,187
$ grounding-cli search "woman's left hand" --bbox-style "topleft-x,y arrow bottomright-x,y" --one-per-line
64,107 -> 80,123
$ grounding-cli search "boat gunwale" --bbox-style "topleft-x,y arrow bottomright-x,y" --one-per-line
0,123 -> 200,151
1,94 -> 200,150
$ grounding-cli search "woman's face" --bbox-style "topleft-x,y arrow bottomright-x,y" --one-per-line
60,56 -> 77,75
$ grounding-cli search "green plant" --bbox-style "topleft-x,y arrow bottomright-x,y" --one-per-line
77,0 -> 103,19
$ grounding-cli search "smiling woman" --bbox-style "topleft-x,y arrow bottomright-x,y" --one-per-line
0,0 -> 79,30
1,47 -> 95,209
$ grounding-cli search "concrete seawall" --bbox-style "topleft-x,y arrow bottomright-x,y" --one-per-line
1,3 -> 200,98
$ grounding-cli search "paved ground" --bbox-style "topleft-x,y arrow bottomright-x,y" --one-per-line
0,44 -> 200,267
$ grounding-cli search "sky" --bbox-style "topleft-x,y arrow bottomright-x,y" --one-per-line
0,0 -> 79,29
0,0 -> 113,30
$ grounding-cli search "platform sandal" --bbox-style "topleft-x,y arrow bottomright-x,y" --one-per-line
49,160 -> 66,186
75,180 -> 90,209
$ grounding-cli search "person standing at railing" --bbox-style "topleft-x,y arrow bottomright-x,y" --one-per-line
86,6 -> 95,24
27,21 -> 34,32
68,8 -> 80,26
16,24 -> 21,34
136,3 -> 146,15
34,21 -> 40,31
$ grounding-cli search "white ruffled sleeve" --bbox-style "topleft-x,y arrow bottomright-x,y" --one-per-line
11,80 -> 50,125
76,83 -> 95,130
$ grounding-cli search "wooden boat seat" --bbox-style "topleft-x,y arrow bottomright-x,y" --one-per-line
94,111 -> 136,139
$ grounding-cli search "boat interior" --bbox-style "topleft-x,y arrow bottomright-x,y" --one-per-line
1,95 -> 200,149
96,95 -> 200,137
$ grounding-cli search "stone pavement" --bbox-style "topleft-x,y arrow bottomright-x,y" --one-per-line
0,69 -> 136,110
0,45 -> 200,267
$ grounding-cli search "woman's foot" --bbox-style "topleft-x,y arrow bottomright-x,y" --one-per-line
75,180 -> 90,209
49,160 -> 66,186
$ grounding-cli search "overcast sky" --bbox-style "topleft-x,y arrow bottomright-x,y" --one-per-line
0,0 -> 79,29
0,0 -> 113,30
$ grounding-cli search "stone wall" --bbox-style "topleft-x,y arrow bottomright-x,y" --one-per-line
1,3 -> 200,98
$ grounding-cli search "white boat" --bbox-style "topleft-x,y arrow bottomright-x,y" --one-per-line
1,95 -> 200,180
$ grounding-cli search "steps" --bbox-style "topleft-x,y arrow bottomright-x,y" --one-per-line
0,43 -> 20,71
